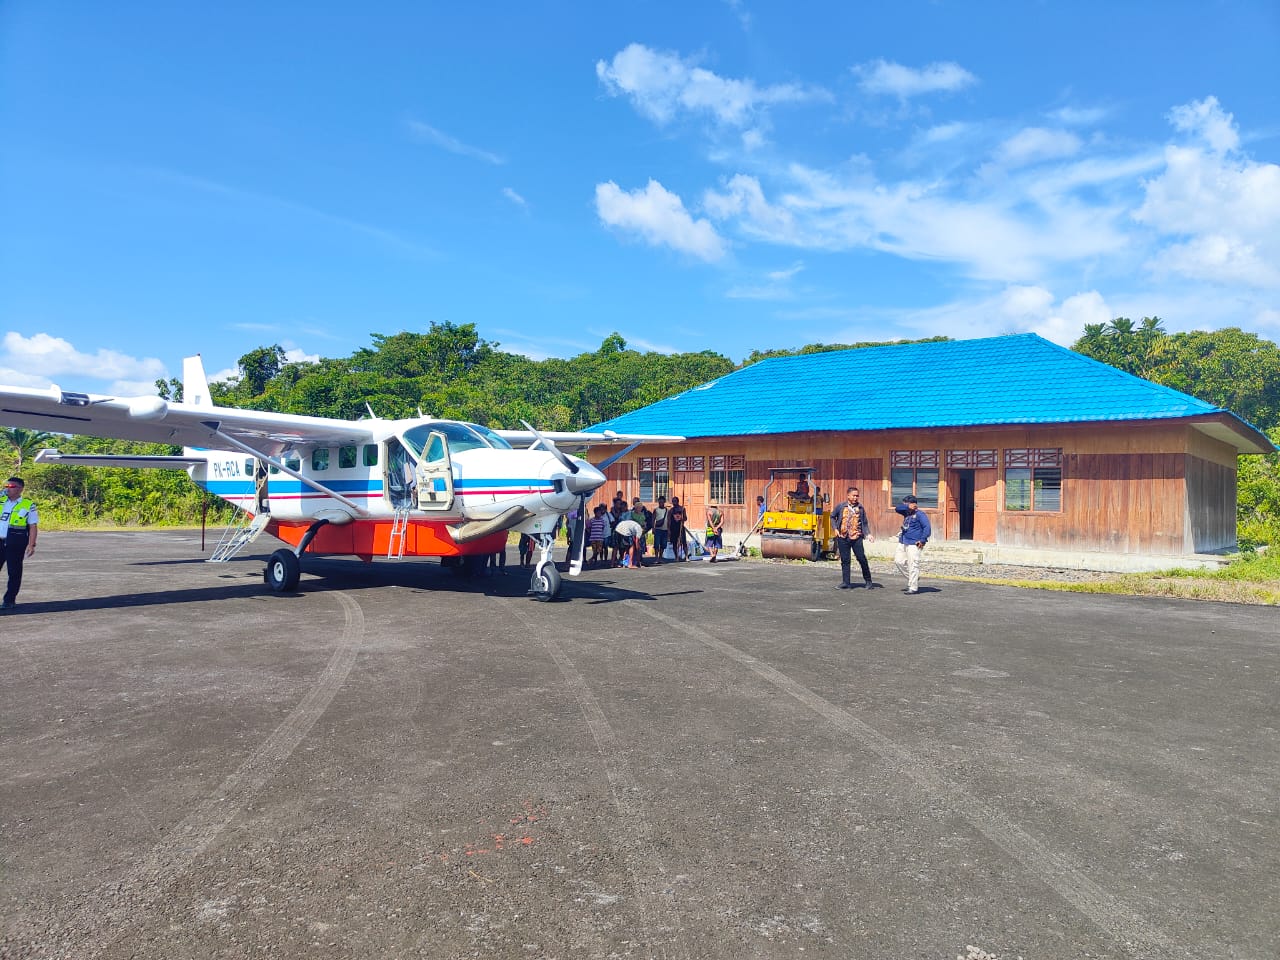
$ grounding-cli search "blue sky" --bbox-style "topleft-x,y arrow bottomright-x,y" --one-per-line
2,1 -> 1278,395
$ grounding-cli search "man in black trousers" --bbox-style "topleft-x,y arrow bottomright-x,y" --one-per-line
831,485 -> 874,589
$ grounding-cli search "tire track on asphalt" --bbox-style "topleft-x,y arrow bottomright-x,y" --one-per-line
22,591 -> 367,959
631,601 -> 1182,960
509,602 -> 690,960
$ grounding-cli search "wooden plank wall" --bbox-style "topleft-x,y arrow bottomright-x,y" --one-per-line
1186,455 -> 1237,552
592,420 -> 1242,555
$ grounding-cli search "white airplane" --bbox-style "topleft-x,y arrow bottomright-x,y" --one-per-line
1,356 -> 680,600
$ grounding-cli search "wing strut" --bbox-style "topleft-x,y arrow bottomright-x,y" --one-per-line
199,420 -> 369,516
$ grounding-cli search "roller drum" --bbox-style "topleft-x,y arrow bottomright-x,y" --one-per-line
760,532 -> 817,560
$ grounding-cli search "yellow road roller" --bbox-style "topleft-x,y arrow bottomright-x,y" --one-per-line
756,467 -> 834,561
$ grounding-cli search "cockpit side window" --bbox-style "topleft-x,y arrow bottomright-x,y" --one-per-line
425,434 -> 445,463
402,421 -> 509,456
470,424 -> 513,450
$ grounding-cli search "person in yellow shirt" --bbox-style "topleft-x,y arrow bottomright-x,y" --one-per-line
1,476 -> 39,611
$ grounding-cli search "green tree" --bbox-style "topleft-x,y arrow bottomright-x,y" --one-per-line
0,427 -> 57,469
236,345 -> 288,397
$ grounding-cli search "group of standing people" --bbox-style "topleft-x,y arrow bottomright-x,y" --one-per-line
585,491 -> 726,568
580,485 -> 931,589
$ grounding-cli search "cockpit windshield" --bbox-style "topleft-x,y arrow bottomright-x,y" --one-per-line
401,421 -> 513,458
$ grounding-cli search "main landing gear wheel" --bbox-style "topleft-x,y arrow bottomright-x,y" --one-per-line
265,549 -> 301,592
529,562 -> 561,602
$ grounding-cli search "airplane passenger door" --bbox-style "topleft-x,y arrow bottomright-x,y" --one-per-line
415,431 -> 454,512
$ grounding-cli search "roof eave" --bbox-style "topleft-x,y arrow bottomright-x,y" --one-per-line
1186,414 -> 1277,455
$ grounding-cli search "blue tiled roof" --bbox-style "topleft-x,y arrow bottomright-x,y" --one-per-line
591,334 -> 1266,446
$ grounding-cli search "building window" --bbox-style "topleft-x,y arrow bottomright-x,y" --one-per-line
709,455 -> 745,505
1004,449 -> 1063,512
638,457 -> 670,502
674,455 -> 705,473
889,450 -> 940,508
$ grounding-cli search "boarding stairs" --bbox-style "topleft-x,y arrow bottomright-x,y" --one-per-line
387,506 -> 412,559
208,512 -> 272,563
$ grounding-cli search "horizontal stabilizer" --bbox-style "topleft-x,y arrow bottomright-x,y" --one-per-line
448,505 -> 536,544
34,448 -> 205,470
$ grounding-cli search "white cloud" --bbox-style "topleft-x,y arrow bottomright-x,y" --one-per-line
921,121 -> 969,144
1,333 -> 167,392
705,167 -> 1132,282
502,187 -> 528,208
853,59 -> 977,98
282,347 -> 320,366
596,43 -> 828,128
995,127 -> 1083,167
406,120 -> 505,165
768,262 -> 805,282
1168,96 -> 1239,154
208,366 -> 240,385
704,174 -> 803,244
1050,105 -> 1109,126
595,179 -> 727,261
1136,97 -> 1280,288
861,286 -> 1113,346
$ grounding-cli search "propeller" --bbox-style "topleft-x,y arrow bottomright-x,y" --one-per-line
567,493 -> 589,576
520,419 -> 580,475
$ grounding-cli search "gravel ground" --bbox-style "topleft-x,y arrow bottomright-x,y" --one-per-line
756,555 -> 1120,584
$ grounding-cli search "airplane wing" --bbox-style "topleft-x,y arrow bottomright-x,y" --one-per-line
0,383 -> 374,456
497,429 -> 685,448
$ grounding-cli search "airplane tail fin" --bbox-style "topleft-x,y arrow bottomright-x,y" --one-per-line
182,355 -> 215,409
181,355 -> 217,463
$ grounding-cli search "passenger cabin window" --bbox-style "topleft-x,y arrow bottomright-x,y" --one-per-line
285,456 -> 300,472
363,444 -> 379,467
244,459 -> 254,476
339,446 -> 357,469
312,449 -> 330,471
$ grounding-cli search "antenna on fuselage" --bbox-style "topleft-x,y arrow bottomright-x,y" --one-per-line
365,402 -> 379,420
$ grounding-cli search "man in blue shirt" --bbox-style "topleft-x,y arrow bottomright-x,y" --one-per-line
894,495 -> 931,594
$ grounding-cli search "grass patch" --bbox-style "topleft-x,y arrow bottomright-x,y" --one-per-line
937,550 -> 1280,605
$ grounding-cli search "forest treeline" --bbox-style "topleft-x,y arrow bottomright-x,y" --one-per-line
4,319 -> 1279,544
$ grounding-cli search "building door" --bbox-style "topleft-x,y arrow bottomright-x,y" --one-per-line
972,468 -> 998,542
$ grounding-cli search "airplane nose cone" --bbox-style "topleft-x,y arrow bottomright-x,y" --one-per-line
566,461 -> 606,496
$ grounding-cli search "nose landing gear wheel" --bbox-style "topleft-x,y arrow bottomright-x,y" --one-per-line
529,562 -> 561,602
265,549 -> 301,592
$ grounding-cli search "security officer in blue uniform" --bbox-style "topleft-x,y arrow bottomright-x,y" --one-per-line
1,476 -> 39,610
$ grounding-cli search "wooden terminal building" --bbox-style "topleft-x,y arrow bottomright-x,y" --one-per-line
590,335 -> 1275,563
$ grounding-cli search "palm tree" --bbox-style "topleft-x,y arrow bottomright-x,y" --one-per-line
0,427 -> 57,469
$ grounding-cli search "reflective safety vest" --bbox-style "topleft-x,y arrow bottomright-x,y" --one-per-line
1,496 -> 34,530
